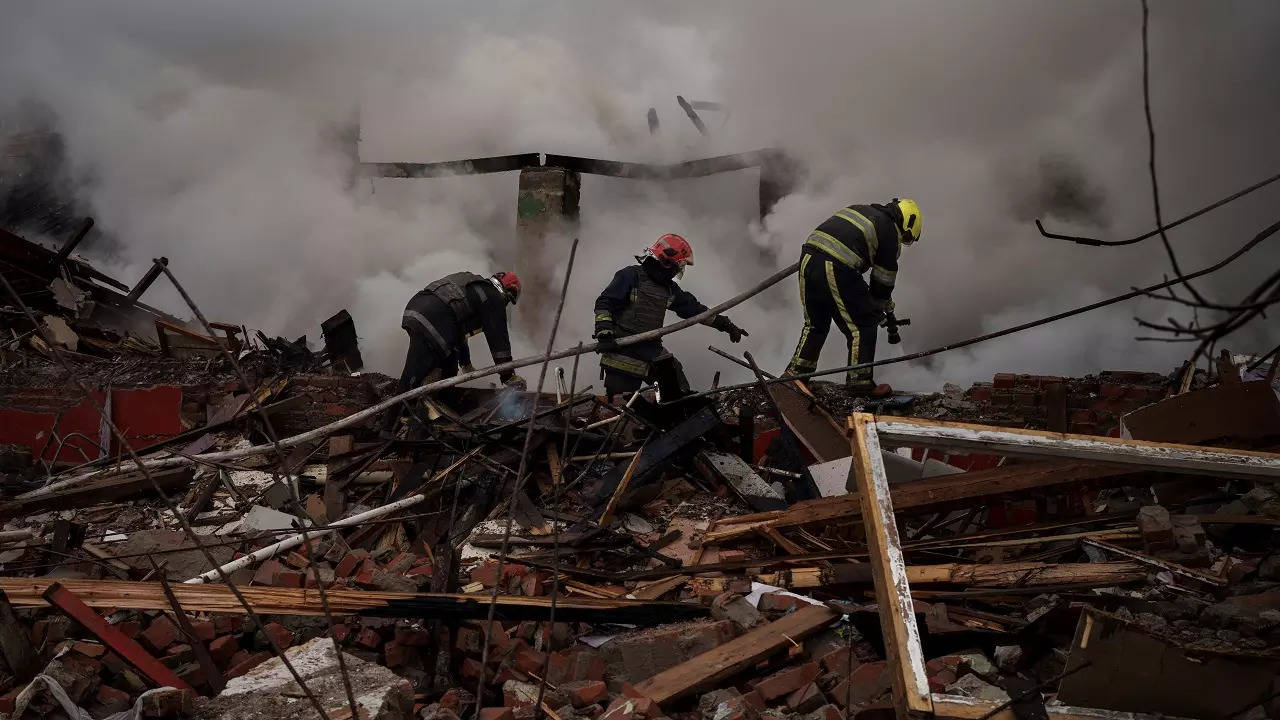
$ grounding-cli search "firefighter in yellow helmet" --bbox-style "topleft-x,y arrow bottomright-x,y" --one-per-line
785,198 -> 920,396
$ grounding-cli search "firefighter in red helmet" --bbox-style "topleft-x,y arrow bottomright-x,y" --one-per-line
593,234 -> 748,401
380,270 -> 524,433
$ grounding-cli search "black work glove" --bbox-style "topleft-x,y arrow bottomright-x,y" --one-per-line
594,331 -> 620,353
712,316 -> 749,343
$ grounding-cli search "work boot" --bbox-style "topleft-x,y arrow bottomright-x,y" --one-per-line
848,382 -> 893,398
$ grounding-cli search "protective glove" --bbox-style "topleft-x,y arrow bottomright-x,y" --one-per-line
712,316 -> 749,343
594,330 -> 620,353
873,298 -> 896,315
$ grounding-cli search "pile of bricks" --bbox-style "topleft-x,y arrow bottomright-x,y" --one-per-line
960,370 -> 1170,437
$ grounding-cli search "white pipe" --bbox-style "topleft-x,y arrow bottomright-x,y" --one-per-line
0,529 -> 36,544
183,492 -> 426,584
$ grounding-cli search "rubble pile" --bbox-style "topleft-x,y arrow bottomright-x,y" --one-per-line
1,225 -> 1279,720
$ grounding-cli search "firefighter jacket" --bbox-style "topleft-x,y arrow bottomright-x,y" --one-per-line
594,260 -> 711,378
803,203 -> 902,305
402,272 -> 514,375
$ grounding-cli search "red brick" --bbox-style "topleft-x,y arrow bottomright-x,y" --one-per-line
355,558 -> 377,585
741,689 -> 766,711
394,625 -> 432,647
831,662 -> 890,707
331,624 -> 351,644
335,549 -> 369,577
755,661 -> 820,700
189,619 -> 216,643
208,636 -> 238,667
263,622 -> 294,650
356,628 -> 382,649
471,561 -> 529,588
563,680 -> 607,708
406,563 -> 434,577
461,657 -> 486,680
439,688 -> 462,711
819,647 -> 856,676
513,647 -> 547,675
276,570 -> 305,588
283,551 -> 311,569
141,615 -> 180,652
547,648 -> 605,683
384,640 -> 417,668
992,373 -> 1016,389
72,640 -> 106,657
95,684 -> 131,713
225,651 -> 271,679
758,592 -> 806,614
114,620 -> 142,639
787,683 -> 826,713
385,552 -> 418,574
213,615 -> 245,635
252,558 -> 287,586
481,708 -> 515,720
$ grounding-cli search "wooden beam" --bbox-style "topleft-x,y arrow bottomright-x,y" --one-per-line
599,445 -> 645,527
704,461 -> 1138,544
687,561 -> 1144,593
0,578 -> 704,625
630,603 -> 839,705
848,413 -> 932,719
1080,537 -> 1225,587
0,467 -> 193,519
872,416 -> 1280,480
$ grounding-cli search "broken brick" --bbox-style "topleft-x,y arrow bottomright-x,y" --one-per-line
563,680 -> 608,708
225,651 -> 271,679
189,619 -> 216,643
95,684 -> 131,713
356,628 -> 383,650
831,662 -> 890,707
141,615 -> 180,652
252,558 -> 287,586
262,621 -> 295,650
208,636 -> 238,667
335,549 -> 370,577
757,592 -> 806,614
787,683 -> 826,714
755,661 -> 820,701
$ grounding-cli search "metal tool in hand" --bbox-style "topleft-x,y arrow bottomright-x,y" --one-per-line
883,312 -> 911,345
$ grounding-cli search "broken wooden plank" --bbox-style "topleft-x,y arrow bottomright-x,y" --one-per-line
704,461 -> 1140,544
590,405 -> 720,505
767,380 -> 849,462
688,562 -> 1144,591
629,575 -> 688,601
599,444 -> 646,527
872,416 -> 1280,480
1080,537 -> 1225,587
848,412 -> 932,719
3,578 -> 706,624
42,582 -> 193,691
0,467 -> 194,519
630,603 -> 839,705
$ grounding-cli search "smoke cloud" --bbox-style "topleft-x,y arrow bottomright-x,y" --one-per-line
2,1 -> 1277,391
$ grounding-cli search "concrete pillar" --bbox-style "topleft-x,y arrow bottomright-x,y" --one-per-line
515,167 -> 580,330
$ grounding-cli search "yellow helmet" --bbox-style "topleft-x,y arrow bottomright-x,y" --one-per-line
892,198 -> 922,244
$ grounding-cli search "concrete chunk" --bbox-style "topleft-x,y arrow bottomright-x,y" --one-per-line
194,637 -> 413,719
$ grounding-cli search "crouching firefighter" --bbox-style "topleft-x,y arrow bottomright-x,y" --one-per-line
785,198 -> 921,396
593,234 -> 749,402
380,270 -> 524,433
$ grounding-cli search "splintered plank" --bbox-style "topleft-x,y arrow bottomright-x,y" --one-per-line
0,578 -> 704,625
705,460 -> 1135,543
766,380 -> 849,463
849,413 -> 932,719
872,416 -> 1280,480
630,603 -> 839,705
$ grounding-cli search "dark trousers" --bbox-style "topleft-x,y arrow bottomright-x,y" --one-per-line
380,329 -> 458,432
787,251 -> 882,385
603,355 -> 691,402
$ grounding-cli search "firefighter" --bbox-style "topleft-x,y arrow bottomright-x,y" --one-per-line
381,270 -> 524,433
785,198 -> 921,396
593,234 -> 748,401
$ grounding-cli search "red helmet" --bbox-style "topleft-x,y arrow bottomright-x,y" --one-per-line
492,271 -> 521,305
645,233 -> 694,270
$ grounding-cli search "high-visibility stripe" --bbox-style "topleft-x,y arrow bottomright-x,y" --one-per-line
805,231 -> 864,269
601,353 -> 649,377
836,207 -> 879,260
788,254 -> 816,374
594,313 -> 613,323
825,260 -> 857,333
871,265 -> 897,287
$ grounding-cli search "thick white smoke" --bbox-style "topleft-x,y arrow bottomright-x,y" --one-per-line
1,1 -> 1277,390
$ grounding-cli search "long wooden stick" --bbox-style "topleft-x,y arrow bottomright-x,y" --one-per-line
29,262 -> 800,496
